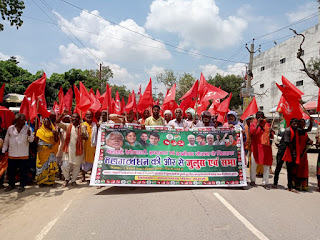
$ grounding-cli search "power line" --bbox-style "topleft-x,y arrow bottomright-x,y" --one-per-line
30,0 -> 100,66
254,11 -> 318,40
56,0 -> 246,64
40,0 -> 102,65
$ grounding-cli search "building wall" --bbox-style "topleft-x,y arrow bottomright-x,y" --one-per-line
252,24 -> 320,117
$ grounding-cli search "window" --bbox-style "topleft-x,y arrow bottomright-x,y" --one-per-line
280,58 -> 286,64
260,84 -> 264,88
296,80 -> 303,86
259,106 -> 264,111
261,66 -> 265,71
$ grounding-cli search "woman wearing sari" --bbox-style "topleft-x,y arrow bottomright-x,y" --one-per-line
35,118 -> 59,186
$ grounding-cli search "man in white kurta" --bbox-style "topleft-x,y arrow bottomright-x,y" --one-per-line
57,112 -> 88,187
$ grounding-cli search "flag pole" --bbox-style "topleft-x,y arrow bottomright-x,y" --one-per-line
35,98 -> 40,130
299,101 -> 310,116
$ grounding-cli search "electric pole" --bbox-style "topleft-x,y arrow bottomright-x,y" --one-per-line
153,86 -> 158,96
245,39 -> 261,93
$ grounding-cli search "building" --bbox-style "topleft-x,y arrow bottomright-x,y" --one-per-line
252,22 -> 320,117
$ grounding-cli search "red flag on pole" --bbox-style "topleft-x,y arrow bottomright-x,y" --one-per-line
121,97 -> 125,113
179,80 -> 199,101
58,87 -> 65,114
200,84 -> 228,102
19,97 -> 30,120
38,94 -> 51,118
137,78 -> 153,112
317,88 -> 320,112
89,92 -> 101,113
64,87 -> 73,114
163,84 -> 176,105
217,93 -> 232,123
0,83 -> 5,103
78,82 -> 92,113
125,90 -> 137,113
208,99 -> 220,115
198,73 -> 208,99
24,73 -> 46,98
101,84 -> 112,112
53,101 -> 59,114
114,91 -> 121,114
240,97 -> 258,120
282,76 -> 304,99
96,89 -> 101,99
29,92 -> 38,121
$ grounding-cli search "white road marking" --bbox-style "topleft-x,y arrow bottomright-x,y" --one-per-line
35,189 -> 83,240
213,192 -> 269,240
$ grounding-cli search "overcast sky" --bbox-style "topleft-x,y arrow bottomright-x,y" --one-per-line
1,0 -> 318,94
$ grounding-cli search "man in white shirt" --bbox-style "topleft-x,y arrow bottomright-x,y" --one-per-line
2,114 -> 34,192
168,108 -> 187,129
187,135 -> 197,147
56,112 -> 88,187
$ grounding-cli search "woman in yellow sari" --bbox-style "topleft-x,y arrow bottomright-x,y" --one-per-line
36,118 -> 59,186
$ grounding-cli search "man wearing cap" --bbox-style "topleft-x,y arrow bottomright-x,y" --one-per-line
164,110 -> 173,125
185,108 -> 197,128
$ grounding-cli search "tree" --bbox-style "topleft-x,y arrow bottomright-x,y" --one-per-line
156,69 -> 177,88
208,74 -> 244,109
84,66 -> 113,92
0,0 -> 25,31
177,73 -> 195,101
307,58 -> 320,87
110,84 -> 130,102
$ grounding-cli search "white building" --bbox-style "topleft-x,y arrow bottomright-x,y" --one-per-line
252,23 -> 320,117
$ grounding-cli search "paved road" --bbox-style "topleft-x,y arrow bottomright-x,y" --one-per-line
1,167 -> 320,240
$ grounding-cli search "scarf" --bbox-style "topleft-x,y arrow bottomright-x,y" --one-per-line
282,127 -> 300,164
63,124 -> 83,156
260,122 -> 270,146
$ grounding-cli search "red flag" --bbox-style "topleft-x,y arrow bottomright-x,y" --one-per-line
317,88 -> 320,112
38,94 -> 51,118
198,73 -> 208,98
138,79 -> 153,112
196,99 -> 210,115
0,84 -> 5,103
163,84 -> 176,105
208,99 -> 220,115
58,87 -> 65,114
240,97 -> 258,120
276,93 -> 302,124
24,73 -> 46,97
114,91 -> 121,114
19,97 -> 30,120
89,92 -> 101,113
89,88 -> 95,95
179,98 -> 196,114
74,84 -> 80,104
125,90 -> 137,113
53,101 -> 59,114
78,82 -> 92,113
200,84 -> 228,102
282,76 -> 304,99
121,97 -> 125,113
98,92 -> 106,104
96,89 -> 101,99
217,93 -> 232,123
29,92 -> 38,121
101,84 -> 112,112
179,80 -> 199,101
64,87 -> 73,113
0,106 -> 15,129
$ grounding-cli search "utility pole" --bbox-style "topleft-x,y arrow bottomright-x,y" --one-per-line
245,39 -> 261,93
99,63 -> 102,91
153,86 -> 158,96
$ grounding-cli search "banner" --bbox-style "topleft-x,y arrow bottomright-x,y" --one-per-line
90,125 -> 247,187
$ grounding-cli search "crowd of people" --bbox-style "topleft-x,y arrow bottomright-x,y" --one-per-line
0,103 -> 319,193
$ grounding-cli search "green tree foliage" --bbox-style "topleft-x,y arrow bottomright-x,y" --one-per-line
0,0 -> 25,31
207,74 -> 244,109
177,73 -> 195,101
156,69 -> 177,88
110,84 -> 130,103
156,70 -> 195,102
307,58 -> 320,87
0,58 -> 131,108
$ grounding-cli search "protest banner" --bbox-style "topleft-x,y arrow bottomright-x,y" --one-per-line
90,125 -> 247,187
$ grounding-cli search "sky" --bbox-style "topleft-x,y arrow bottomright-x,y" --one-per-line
0,0 -> 319,95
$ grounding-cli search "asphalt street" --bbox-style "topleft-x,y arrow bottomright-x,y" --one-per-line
1,165 -> 320,240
